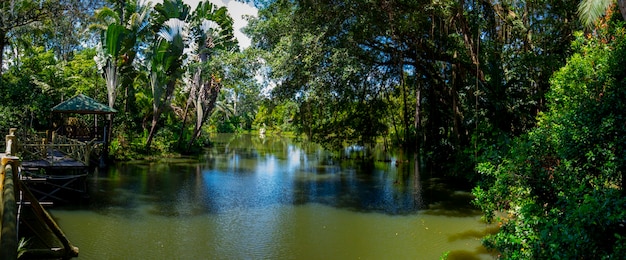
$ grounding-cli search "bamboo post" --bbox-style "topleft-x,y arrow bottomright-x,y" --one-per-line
0,156 -> 19,260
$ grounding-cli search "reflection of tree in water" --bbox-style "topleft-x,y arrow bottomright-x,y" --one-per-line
82,134 -> 478,217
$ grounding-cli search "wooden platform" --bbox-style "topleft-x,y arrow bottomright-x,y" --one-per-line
18,149 -> 89,204
21,149 -> 87,171
22,158 -> 86,170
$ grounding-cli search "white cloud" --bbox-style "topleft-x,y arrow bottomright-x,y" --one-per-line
159,0 -> 257,50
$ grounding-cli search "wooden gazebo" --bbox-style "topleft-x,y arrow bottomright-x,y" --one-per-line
51,94 -> 117,145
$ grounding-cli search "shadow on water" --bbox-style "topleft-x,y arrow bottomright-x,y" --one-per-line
421,185 -> 482,217
447,246 -> 495,260
448,225 -> 500,242
446,222 -> 500,259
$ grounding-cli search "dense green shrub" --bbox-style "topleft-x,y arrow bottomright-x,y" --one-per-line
473,25 -> 626,258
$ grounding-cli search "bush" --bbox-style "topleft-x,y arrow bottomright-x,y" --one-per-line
473,25 -> 626,259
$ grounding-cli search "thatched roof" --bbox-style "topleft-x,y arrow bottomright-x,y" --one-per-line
51,94 -> 117,114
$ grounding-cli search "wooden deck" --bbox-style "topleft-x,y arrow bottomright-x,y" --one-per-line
21,150 -> 87,171
0,155 -> 79,259
18,148 -> 89,204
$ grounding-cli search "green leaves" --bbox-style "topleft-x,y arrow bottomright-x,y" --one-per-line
105,23 -> 125,58
578,0 -> 614,27
475,24 -> 626,259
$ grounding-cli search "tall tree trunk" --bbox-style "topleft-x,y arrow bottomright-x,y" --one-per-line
0,31 -> 6,77
451,51 -> 461,146
177,100 -> 191,149
385,92 -> 401,144
178,70 -> 201,149
414,83 -> 421,142
186,76 -> 221,152
401,71 -> 409,145
619,0 -> 626,24
145,79 -> 176,150
145,108 -> 159,150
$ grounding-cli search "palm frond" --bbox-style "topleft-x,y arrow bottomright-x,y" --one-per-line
95,7 -> 120,24
158,18 -> 188,42
201,20 -> 220,35
128,1 -> 153,31
578,0 -> 613,27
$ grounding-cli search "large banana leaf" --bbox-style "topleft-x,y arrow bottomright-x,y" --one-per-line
105,23 -> 126,58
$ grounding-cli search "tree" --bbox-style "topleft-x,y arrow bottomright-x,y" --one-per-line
1,46 -> 60,128
0,0 -> 66,76
92,0 -> 152,110
246,0 -> 580,171
145,16 -> 187,149
180,1 -> 238,151
43,0 -> 105,61
473,24 -> 626,258
247,0 -> 394,149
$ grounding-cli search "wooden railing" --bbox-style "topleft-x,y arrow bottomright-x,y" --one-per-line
0,156 -> 19,259
18,130 -> 98,166
15,130 -> 48,163
50,134 -> 93,165
0,155 -> 79,259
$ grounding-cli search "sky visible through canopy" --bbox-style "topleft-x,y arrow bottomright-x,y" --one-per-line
175,0 -> 258,49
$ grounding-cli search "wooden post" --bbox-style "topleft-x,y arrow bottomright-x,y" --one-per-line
5,128 -> 17,156
19,178 -> 79,258
0,156 -> 19,260
41,137 -> 47,161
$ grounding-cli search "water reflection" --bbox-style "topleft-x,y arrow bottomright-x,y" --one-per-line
193,134 -> 424,215
85,134 -> 478,218
51,134 -> 492,259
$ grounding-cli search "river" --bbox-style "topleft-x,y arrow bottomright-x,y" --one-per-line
50,133 -> 495,259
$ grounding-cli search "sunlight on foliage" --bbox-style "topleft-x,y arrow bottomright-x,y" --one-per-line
474,21 -> 626,258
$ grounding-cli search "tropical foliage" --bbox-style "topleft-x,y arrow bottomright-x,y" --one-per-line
473,17 -> 626,258
246,0 -> 579,169
0,0 -> 259,156
1,0 -> 626,257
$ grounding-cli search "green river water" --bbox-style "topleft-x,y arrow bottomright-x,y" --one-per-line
49,134 -> 495,259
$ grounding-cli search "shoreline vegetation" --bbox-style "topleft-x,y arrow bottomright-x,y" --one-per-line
2,0 -> 626,258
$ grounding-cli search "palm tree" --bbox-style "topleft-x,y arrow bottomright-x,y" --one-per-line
579,0 -> 626,27
145,17 -> 188,149
92,0 -> 152,110
180,1 -> 238,151
143,0 -> 191,149
144,0 -> 238,150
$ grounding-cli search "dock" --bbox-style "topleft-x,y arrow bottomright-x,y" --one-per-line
0,127 -> 102,259
17,130 -> 97,204
1,155 -> 79,259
